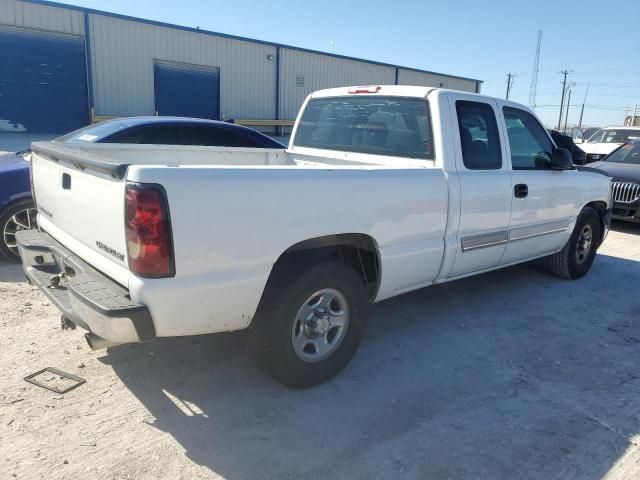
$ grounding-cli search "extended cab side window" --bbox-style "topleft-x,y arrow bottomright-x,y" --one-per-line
503,107 -> 553,169
455,101 -> 502,170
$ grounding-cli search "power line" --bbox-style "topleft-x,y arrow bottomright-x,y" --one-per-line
497,47 -> 640,81
569,81 -> 640,88
574,65 -> 640,75
575,92 -> 640,98
536,104 -> 630,111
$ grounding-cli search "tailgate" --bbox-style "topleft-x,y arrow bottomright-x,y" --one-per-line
31,141 -> 130,285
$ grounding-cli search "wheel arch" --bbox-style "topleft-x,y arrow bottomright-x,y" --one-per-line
0,192 -> 33,212
265,233 -> 382,301
583,200 -> 608,246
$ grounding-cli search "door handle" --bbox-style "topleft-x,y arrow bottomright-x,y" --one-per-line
514,184 -> 528,198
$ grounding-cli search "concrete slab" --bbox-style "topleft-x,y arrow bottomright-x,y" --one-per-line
1,222 -> 639,479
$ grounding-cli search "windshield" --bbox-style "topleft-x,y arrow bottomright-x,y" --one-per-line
586,129 -> 640,144
605,142 -> 640,164
293,96 -> 434,160
54,120 -> 136,144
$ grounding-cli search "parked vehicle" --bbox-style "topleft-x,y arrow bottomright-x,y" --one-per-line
571,126 -> 600,144
0,150 -> 35,261
582,127 -> 601,141
55,116 -> 285,149
0,117 -> 284,261
17,86 -> 612,388
549,129 -> 587,165
578,126 -> 640,163
591,140 -> 640,223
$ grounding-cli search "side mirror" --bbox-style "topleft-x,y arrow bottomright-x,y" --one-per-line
551,147 -> 574,170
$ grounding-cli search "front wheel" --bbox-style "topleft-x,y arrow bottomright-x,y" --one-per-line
249,261 -> 368,388
548,207 -> 601,279
0,198 -> 37,262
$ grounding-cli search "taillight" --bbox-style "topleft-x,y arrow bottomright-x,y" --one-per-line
125,183 -> 175,278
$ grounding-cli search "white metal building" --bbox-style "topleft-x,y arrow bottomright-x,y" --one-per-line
0,0 -> 482,133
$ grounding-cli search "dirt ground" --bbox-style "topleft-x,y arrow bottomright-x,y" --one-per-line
1,222 -> 640,480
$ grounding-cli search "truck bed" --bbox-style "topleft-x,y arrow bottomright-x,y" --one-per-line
31,141 -> 437,175
30,140 -> 448,336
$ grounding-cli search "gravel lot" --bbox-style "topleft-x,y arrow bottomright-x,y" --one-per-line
1,222 -> 640,480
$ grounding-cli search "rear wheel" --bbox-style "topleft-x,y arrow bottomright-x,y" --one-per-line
0,199 -> 37,262
549,207 -> 601,279
249,261 -> 368,388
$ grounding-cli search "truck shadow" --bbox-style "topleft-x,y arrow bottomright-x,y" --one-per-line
0,259 -> 27,283
101,253 -> 640,479
611,219 -> 640,235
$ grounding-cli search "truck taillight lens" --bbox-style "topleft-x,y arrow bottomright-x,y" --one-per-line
125,183 -> 175,278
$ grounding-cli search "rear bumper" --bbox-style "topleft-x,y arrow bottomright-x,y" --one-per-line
16,229 -> 155,344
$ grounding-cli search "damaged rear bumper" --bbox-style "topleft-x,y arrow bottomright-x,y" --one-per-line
16,229 -> 155,345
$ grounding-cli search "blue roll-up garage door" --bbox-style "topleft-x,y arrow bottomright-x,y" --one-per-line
0,26 -> 89,134
154,60 -> 220,120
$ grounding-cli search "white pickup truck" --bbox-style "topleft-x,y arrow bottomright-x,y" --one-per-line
577,126 -> 640,163
18,86 -> 612,388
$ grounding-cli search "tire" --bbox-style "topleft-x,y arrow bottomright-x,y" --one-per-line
248,261 -> 368,388
0,198 -> 37,262
549,207 -> 601,279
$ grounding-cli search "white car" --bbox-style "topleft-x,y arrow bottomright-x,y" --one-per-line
577,126 -> 640,163
17,86 -> 612,388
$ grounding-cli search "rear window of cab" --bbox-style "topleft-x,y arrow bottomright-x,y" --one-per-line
293,96 -> 434,160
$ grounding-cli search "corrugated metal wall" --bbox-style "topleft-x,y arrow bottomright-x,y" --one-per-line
0,0 -> 84,35
278,49 -> 396,121
398,69 -> 478,93
2,0 -> 481,123
88,14 -> 277,119
0,25 -> 89,132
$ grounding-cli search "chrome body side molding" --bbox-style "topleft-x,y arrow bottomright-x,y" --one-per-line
461,231 -> 508,252
461,219 -> 571,252
509,219 -> 570,242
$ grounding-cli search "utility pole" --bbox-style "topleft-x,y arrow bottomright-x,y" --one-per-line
563,88 -> 572,133
632,104 -> 639,127
505,73 -> 515,99
557,70 -> 570,130
578,83 -> 590,128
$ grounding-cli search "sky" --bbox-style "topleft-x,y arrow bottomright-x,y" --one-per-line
61,0 -> 640,128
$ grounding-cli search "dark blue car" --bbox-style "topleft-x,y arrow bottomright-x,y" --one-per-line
0,150 -> 36,261
0,117 -> 285,261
